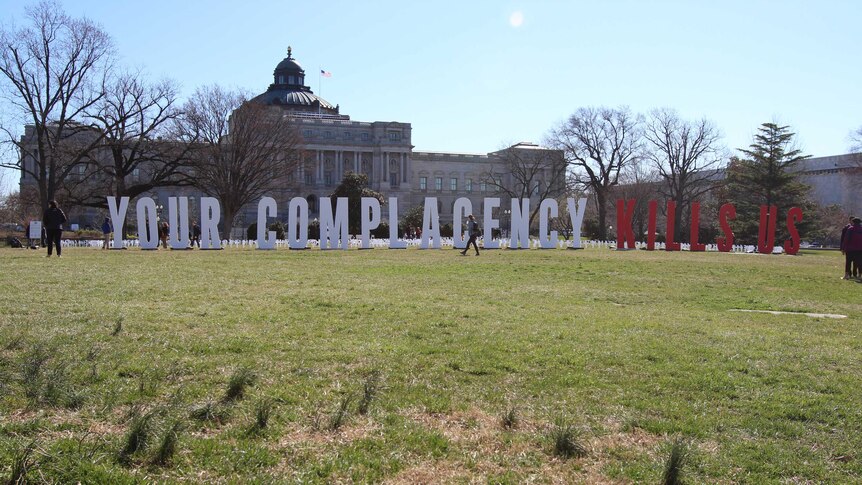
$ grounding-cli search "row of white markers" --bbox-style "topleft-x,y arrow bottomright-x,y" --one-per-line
52,238 -> 785,253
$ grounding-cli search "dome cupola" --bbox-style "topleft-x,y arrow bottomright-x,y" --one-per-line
273,46 -> 305,87
252,46 -> 340,115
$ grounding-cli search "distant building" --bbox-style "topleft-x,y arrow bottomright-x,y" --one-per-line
792,153 -> 862,215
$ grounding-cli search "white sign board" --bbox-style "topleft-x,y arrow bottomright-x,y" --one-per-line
29,221 -> 42,240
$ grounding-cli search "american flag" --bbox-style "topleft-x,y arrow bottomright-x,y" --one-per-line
320,69 -> 332,78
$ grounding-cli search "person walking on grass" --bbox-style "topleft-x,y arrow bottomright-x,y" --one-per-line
460,214 -> 480,256
842,217 -> 862,282
101,216 -> 113,250
190,221 -> 201,248
841,216 -> 857,280
42,200 -> 67,258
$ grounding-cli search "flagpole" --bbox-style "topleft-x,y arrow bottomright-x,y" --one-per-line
318,66 -> 321,115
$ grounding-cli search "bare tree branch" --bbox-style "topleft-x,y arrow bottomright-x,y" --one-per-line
546,106 -> 642,240
0,0 -> 114,212
643,108 -> 724,241
480,142 -> 566,227
174,85 -> 303,237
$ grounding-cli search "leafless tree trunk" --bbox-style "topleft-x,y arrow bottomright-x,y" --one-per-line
0,0 -> 114,212
68,72 -> 192,207
481,142 -> 567,227
175,85 -> 303,238
547,106 -> 641,240
644,108 -> 724,242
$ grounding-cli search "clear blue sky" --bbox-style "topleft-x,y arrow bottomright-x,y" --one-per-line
1,0 -> 860,194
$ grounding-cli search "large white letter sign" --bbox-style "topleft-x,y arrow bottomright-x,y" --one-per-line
452,197 -> 472,250
107,196 -> 129,249
388,197 -> 407,249
567,197 -> 588,249
538,198 -> 559,249
510,198 -> 530,249
420,197 -> 441,249
360,197 -> 381,249
483,197 -> 500,249
136,197 -> 159,249
287,197 -> 308,249
257,197 -> 277,250
168,197 -> 191,249
320,197 -> 349,250
200,197 -> 222,249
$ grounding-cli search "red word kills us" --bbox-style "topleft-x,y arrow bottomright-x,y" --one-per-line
614,200 -> 803,255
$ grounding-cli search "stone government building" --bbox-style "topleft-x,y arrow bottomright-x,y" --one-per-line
17,48 -> 564,235
17,49 -> 861,235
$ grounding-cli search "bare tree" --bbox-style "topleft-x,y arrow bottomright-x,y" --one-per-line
643,108 -> 724,241
0,1 -> 114,212
547,106 -> 641,240
175,85 -> 303,238
481,142 -> 567,226
851,126 -> 862,153
70,72 -> 191,208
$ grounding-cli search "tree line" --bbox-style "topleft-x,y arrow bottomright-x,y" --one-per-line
545,108 -> 840,245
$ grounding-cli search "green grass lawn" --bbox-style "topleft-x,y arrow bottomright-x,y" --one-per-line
0,246 -> 860,483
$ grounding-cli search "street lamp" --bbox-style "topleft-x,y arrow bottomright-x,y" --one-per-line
503,209 -> 511,238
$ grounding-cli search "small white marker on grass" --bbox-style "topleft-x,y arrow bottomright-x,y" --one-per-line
729,309 -> 847,319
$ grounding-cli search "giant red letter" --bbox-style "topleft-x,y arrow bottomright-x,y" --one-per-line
665,201 -> 681,251
757,205 -> 777,254
716,203 -> 736,252
784,207 -> 803,255
616,199 -> 636,250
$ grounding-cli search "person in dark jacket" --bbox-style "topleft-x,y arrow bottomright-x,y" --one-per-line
190,222 -> 201,248
101,216 -> 113,250
42,200 -> 67,257
840,216 -> 857,280
842,217 -> 862,282
460,214 -> 480,256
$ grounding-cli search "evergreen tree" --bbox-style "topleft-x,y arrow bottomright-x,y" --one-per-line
329,172 -> 384,234
723,123 -> 814,243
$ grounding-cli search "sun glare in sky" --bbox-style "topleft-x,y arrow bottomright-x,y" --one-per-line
509,11 -> 524,28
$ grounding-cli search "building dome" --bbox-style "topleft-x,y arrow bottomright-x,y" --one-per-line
252,46 -> 340,115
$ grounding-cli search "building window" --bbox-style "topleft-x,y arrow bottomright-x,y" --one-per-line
361,133 -> 370,141
324,131 -> 333,139
419,176 -> 427,190
480,181 -> 487,192
278,75 -> 285,84
303,130 -> 313,138
324,171 -> 333,186
305,173 -> 314,185
390,176 -> 398,188
435,177 -> 443,191
466,179 -> 472,193
288,75 -> 296,84
388,131 -> 400,141
344,131 -> 352,140
450,178 -> 457,191
533,181 -> 542,195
